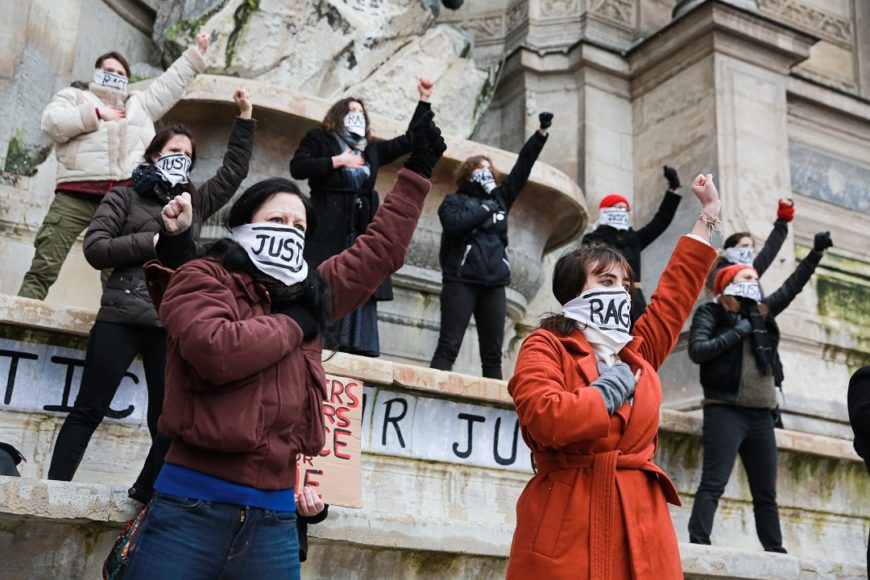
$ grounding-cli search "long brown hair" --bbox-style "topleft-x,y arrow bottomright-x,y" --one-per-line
717,295 -> 769,318
144,124 -> 197,168
539,242 -> 635,335
321,97 -> 371,139
455,154 -> 499,188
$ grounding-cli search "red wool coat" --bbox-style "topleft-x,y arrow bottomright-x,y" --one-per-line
507,236 -> 716,579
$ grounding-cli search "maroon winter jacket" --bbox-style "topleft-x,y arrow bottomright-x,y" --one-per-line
144,168 -> 430,490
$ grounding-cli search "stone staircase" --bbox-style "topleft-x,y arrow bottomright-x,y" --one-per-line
0,294 -> 867,579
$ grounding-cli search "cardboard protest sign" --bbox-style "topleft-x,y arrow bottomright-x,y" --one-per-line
296,374 -> 363,508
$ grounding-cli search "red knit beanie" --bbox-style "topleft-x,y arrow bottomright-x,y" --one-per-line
714,264 -> 755,296
599,194 -> 630,210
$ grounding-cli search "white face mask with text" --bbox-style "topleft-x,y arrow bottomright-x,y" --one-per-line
723,246 -> 754,265
722,281 -> 761,303
154,153 -> 191,187
562,288 -> 633,363
230,223 -> 309,286
343,111 -> 366,137
93,68 -> 128,93
598,208 -> 630,231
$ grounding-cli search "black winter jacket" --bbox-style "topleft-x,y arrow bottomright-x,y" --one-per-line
290,101 -> 430,301
706,217 -> 790,293
688,249 -> 823,401
438,131 -> 548,286
84,117 -> 256,327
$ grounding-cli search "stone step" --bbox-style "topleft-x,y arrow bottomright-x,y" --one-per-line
0,477 -> 864,580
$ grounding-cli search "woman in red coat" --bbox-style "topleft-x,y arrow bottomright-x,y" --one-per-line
507,174 -> 721,579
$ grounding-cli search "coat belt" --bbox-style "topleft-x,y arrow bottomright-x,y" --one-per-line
532,449 -> 680,578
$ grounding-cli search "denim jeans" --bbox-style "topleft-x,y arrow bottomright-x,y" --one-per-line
687,403 -> 784,551
125,492 -> 301,580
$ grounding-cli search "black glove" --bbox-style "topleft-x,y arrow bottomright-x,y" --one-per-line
592,361 -> 636,415
480,198 -> 500,213
403,109 -> 447,179
539,112 -> 553,129
813,231 -> 833,252
277,303 -> 318,341
663,165 -> 681,190
733,318 -> 753,337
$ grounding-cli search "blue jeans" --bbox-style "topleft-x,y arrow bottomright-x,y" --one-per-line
125,492 -> 301,580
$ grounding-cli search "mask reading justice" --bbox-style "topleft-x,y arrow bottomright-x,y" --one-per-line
230,224 -> 309,286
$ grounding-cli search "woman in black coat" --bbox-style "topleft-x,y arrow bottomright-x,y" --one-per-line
429,113 -> 551,380
686,231 -> 833,553
47,88 -> 256,499
581,166 -> 683,324
289,79 -> 433,357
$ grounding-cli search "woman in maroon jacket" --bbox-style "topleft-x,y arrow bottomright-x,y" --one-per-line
122,111 -> 445,580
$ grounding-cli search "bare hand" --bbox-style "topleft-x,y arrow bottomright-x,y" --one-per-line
161,192 -> 193,234
332,149 -> 365,169
233,86 -> 252,119
296,486 -> 325,517
418,77 -> 434,102
197,33 -> 211,55
691,173 -> 721,216
98,106 -> 126,121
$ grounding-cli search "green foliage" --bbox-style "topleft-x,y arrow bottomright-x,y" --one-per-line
226,0 -> 261,69
4,130 -> 51,177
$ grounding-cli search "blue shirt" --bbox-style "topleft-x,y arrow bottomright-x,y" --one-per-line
154,463 -> 296,511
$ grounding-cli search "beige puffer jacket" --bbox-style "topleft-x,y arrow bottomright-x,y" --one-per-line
41,46 -> 207,184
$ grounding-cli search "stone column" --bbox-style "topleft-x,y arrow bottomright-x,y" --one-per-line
630,0 -> 821,417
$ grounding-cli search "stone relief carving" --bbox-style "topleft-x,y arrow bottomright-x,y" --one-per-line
539,0 -> 581,19
789,142 -> 870,214
758,0 -> 854,46
458,13 -> 506,42
588,0 -> 636,26
506,0 -> 529,33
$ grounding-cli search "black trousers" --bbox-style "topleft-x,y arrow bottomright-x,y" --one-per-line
48,321 -> 167,489
688,403 -> 785,551
430,281 -> 506,379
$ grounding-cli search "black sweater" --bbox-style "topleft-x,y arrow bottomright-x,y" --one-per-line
689,249 -> 823,402
438,131 -> 548,286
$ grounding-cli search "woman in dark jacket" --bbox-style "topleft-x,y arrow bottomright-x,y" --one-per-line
120,112 -> 445,579
686,230 -> 833,553
289,78 -> 433,357
705,198 -> 795,295
582,166 -> 683,324
429,113 -> 551,380
47,88 -> 256,492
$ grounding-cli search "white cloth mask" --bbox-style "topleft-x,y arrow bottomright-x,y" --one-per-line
471,168 -> 496,194
343,112 -> 366,137
722,281 -> 762,303
598,208 -> 630,231
93,68 -> 128,93
562,288 -> 633,364
230,224 -> 309,286
154,153 -> 192,187
723,246 -> 754,265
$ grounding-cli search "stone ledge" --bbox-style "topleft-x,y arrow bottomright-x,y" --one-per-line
1,293 -> 862,466
0,476 -> 135,523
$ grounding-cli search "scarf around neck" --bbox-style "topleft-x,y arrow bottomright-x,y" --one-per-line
333,132 -> 371,188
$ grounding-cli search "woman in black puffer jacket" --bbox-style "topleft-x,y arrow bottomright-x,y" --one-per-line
47,88 -> 256,496
686,231 -> 832,554
429,113 -> 551,379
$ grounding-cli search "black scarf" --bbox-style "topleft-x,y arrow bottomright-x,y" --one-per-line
738,299 -> 781,384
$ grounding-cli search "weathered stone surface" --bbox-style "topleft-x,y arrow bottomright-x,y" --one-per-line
155,0 -> 491,138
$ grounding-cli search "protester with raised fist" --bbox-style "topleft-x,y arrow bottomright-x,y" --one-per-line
506,173 -> 721,579
582,165 -> 684,324
705,198 -> 795,294
289,78 -> 435,357
117,111 -> 446,579
18,33 -> 212,300
687,230 -> 833,553
47,88 -> 256,502
429,113 -> 551,380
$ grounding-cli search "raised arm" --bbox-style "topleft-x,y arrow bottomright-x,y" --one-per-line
374,78 -> 435,165
84,190 -> 157,270
764,233 -> 830,318
197,88 -> 257,220
508,332 -> 611,447
160,260 -> 305,386
753,199 -> 793,276
631,173 -> 720,368
497,114 -> 550,209
41,89 -> 100,144
134,34 -> 209,122
636,166 -> 683,249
